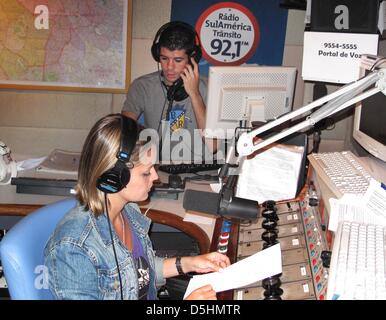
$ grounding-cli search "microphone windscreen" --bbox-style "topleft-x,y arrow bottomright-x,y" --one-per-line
183,189 -> 220,215
224,196 -> 259,221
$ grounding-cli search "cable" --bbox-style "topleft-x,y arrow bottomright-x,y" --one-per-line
156,98 -> 168,134
156,65 -> 170,135
156,66 -> 172,163
370,57 -> 386,71
104,193 -> 124,300
143,204 -> 154,217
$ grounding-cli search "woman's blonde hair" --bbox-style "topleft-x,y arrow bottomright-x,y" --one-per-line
75,113 -> 144,216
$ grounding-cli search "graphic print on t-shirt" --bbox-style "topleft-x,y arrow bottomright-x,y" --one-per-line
136,256 -> 150,300
169,105 -> 186,132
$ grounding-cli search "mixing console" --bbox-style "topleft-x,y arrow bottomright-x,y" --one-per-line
213,189 -> 330,300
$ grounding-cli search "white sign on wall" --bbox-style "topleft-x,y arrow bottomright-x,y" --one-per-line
195,2 -> 259,66
302,31 -> 379,84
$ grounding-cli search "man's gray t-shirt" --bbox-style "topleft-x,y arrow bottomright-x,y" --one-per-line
122,71 -> 212,162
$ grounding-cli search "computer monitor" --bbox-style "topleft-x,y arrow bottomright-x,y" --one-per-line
204,66 -> 297,139
353,58 -> 386,162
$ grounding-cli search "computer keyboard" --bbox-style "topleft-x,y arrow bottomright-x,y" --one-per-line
327,221 -> 386,300
158,162 -> 222,174
308,151 -> 373,198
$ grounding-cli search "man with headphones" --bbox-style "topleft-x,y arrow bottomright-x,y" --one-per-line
122,21 -> 214,163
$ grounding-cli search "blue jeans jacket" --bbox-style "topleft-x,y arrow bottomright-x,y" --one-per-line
44,202 -> 165,300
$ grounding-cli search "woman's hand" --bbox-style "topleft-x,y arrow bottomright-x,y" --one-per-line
182,252 -> 231,274
184,284 -> 217,300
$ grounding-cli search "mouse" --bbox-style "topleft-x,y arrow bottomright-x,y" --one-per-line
168,174 -> 183,189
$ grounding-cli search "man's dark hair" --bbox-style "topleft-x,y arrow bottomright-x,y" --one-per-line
158,23 -> 196,54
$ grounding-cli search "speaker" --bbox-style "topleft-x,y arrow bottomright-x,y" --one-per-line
310,0 -> 380,33
313,83 -> 328,101
96,115 -> 138,194
151,21 -> 202,64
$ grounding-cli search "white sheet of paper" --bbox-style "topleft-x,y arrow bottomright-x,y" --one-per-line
328,179 -> 386,232
183,243 -> 282,299
236,145 -> 303,203
16,156 -> 46,171
328,195 -> 365,232
209,182 -> 221,193
183,213 -> 215,225
362,178 -> 386,221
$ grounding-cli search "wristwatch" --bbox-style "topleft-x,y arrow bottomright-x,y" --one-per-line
175,256 -> 184,275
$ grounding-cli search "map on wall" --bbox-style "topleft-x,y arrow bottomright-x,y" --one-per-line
0,0 -> 131,92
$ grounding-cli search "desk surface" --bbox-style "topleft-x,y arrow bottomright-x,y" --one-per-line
0,170 -> 217,242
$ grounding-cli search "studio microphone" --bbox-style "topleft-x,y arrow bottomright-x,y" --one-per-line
183,189 -> 220,215
183,189 -> 259,221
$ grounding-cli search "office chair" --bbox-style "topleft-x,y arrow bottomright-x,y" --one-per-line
0,198 -> 76,300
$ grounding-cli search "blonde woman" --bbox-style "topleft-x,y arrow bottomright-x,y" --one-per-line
44,114 -> 229,300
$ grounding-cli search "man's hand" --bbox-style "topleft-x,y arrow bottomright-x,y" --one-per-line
180,57 -> 200,98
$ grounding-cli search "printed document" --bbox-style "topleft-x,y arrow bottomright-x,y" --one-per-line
236,144 -> 304,203
184,243 -> 282,298
328,179 -> 386,232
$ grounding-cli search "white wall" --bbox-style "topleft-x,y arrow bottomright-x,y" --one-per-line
1,1 -> 349,158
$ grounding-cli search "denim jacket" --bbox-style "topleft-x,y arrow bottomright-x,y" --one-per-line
44,202 -> 165,300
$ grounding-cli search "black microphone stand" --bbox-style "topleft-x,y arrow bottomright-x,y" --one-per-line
217,173 -> 236,217
217,167 -> 259,221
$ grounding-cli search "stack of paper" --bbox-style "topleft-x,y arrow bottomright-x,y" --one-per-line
328,179 -> 386,232
236,144 -> 304,203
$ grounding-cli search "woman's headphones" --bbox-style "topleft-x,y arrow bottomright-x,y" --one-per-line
151,21 -> 202,63
96,115 -> 138,194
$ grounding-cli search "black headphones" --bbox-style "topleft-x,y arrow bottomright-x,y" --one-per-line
151,21 -> 202,63
152,21 -> 202,102
96,115 -> 138,194
161,78 -> 188,102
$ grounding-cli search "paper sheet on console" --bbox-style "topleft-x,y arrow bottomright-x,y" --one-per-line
184,243 -> 282,299
328,179 -> 386,232
236,145 -> 303,203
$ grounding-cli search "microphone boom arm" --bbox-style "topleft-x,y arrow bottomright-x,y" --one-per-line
237,68 -> 386,157
184,61 -> 386,222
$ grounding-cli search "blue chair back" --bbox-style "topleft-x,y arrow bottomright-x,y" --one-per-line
0,198 -> 76,300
